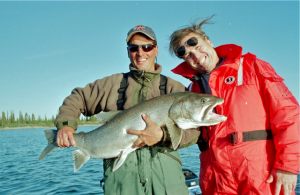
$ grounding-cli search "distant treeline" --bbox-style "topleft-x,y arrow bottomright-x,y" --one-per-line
0,111 -> 98,128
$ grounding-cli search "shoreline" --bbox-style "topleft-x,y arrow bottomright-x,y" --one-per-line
0,124 -> 99,130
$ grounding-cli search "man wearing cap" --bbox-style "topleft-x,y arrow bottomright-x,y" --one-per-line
54,25 -> 200,195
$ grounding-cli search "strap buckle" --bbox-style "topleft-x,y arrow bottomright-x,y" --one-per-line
229,132 -> 243,145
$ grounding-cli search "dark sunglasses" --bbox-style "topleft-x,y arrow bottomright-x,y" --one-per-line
127,44 -> 156,53
176,37 -> 198,58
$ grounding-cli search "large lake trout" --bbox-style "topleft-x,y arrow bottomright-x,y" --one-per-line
39,92 -> 226,172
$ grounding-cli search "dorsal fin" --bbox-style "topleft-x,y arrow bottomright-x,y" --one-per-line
95,111 -> 122,124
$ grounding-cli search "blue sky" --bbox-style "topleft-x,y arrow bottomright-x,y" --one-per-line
0,1 -> 299,118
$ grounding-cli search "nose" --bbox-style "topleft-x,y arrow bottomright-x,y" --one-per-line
184,47 -> 197,59
136,47 -> 144,55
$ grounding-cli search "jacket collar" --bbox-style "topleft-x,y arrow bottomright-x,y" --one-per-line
129,63 -> 161,84
171,44 -> 242,79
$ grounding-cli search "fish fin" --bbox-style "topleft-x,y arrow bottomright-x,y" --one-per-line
39,129 -> 58,160
175,119 -> 200,129
112,147 -> 135,172
73,149 -> 90,172
95,111 -> 122,124
165,119 -> 183,150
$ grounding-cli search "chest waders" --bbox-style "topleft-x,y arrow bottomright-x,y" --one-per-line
102,73 -> 187,195
116,73 -> 167,110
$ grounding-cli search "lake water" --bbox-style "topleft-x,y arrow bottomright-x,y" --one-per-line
0,126 -> 299,195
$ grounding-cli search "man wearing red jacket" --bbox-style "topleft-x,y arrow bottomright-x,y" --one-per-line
169,17 -> 300,195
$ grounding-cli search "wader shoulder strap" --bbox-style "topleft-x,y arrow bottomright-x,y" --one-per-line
117,73 -> 129,110
159,74 -> 168,95
117,73 -> 168,110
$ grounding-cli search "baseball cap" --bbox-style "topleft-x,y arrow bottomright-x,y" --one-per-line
126,25 -> 157,43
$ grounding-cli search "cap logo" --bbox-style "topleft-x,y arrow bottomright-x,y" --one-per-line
134,25 -> 145,31
225,76 -> 235,84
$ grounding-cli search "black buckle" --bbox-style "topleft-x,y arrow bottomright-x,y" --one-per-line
229,132 -> 238,145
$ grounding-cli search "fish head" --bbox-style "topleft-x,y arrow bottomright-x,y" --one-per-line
170,93 -> 227,129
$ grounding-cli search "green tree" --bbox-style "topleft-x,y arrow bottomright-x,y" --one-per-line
31,113 -> 36,123
9,111 -> 15,124
19,111 -> 24,124
24,113 -> 30,124
1,112 -> 7,127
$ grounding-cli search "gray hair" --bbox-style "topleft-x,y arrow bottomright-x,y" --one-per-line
169,15 -> 214,56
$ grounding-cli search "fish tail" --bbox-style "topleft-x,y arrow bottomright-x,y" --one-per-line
39,129 -> 58,160
73,149 -> 90,172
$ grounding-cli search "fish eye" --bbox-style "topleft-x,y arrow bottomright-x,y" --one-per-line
200,98 -> 207,104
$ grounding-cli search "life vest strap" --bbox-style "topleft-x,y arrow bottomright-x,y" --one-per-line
229,129 -> 273,145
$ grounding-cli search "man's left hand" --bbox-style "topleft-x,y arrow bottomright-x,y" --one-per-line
127,113 -> 163,148
266,169 -> 297,195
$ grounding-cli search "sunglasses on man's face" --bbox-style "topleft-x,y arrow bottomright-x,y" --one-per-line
176,37 -> 198,58
127,44 -> 156,53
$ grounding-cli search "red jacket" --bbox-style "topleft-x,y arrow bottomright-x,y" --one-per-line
172,44 -> 300,174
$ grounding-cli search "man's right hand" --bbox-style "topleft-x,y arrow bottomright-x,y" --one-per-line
57,126 -> 76,147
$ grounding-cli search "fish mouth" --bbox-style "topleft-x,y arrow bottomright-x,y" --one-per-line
204,99 -> 227,125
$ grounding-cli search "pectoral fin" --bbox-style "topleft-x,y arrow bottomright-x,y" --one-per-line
112,147 -> 136,172
165,119 -> 183,150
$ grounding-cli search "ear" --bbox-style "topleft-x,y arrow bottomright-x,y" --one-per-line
154,45 -> 158,56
